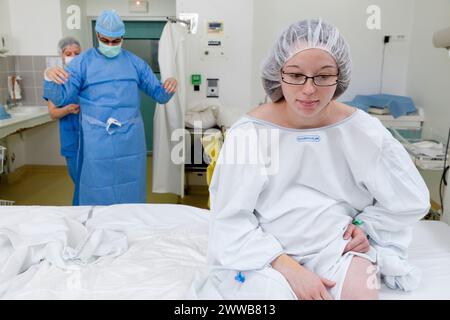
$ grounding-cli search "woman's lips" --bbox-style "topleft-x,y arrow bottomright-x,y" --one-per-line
297,99 -> 319,108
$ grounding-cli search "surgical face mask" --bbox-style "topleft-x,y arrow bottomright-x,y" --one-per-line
98,41 -> 122,58
64,56 -> 75,66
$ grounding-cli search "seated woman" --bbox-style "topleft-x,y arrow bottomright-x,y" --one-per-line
190,19 -> 430,300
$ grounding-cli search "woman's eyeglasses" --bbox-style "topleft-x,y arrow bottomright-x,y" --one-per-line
280,70 -> 339,87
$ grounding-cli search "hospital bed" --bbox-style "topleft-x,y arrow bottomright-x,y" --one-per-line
0,203 -> 449,300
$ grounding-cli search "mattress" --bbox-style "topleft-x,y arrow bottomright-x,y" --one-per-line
0,204 -> 449,299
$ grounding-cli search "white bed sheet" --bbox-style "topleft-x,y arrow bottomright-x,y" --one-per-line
1,204 -> 449,300
1,204 -> 210,300
379,220 -> 450,299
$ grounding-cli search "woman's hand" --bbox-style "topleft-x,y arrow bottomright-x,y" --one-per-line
162,77 -> 177,94
45,67 -> 69,84
343,223 -> 370,254
64,104 -> 80,115
271,254 -> 335,300
289,266 -> 336,300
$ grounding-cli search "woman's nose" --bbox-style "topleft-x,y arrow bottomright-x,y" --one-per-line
302,78 -> 317,95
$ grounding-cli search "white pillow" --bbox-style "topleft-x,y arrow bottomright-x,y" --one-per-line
185,107 -> 217,129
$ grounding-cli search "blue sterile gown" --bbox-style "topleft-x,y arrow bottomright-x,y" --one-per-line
44,48 -> 173,205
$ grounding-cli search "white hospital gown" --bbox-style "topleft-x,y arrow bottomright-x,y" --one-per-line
191,109 -> 430,300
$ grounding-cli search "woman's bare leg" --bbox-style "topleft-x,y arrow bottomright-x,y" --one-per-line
340,256 -> 379,300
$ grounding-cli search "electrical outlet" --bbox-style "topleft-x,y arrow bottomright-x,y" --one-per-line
207,78 -> 219,98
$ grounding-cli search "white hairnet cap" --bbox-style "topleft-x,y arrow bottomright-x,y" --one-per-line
261,18 -> 351,102
57,37 -> 81,55
95,9 -> 125,38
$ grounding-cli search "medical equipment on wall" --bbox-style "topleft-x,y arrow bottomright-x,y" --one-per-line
7,75 -> 22,102
207,21 -> 224,34
200,21 -> 227,60
433,27 -> 450,56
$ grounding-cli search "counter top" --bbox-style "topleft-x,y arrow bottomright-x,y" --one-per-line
0,106 -> 53,139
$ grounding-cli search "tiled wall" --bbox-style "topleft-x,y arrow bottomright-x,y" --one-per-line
0,56 -> 50,106
0,57 -> 12,105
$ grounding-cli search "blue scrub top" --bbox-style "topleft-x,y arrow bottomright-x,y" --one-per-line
42,95 -> 80,157
59,111 -> 80,157
42,67 -> 81,157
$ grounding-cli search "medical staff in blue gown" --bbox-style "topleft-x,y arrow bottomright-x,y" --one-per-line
43,10 -> 177,205
45,37 -> 83,205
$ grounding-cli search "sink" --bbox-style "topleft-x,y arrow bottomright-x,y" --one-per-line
7,106 -> 48,116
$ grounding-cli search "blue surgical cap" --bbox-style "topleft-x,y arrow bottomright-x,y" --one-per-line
95,9 -> 125,38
